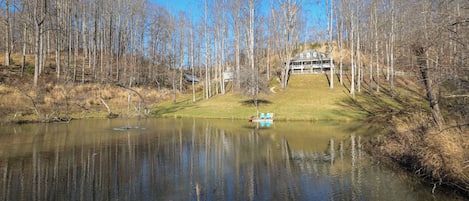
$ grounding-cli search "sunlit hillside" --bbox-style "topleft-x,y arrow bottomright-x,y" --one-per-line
155,74 -> 369,121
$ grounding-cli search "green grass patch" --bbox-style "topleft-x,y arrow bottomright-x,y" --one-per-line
152,74 -> 372,121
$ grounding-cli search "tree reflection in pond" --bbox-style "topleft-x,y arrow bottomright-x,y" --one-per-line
0,119 -> 462,201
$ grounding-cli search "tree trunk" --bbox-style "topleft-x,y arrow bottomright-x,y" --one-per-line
279,0 -> 299,89
5,0 -> 11,66
249,0 -> 255,96
235,23 -> 241,90
414,45 -> 445,130
339,15 -> 343,86
329,0 -> 334,89
350,6 -> 355,96
34,22 -> 41,87
82,3 -> 88,84
220,22 -> 226,95
204,0 -> 209,99
390,1 -> 395,94
190,25 -> 196,102
32,0 -> 46,87
357,17 -> 361,93
179,16 -> 185,93
374,1 -> 380,93
73,11 -> 79,82
22,23 -> 27,76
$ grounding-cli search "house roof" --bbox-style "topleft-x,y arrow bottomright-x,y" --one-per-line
291,50 -> 329,62
184,74 -> 200,82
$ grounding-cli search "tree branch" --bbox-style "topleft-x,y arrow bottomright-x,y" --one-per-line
443,95 -> 469,98
117,84 -> 148,115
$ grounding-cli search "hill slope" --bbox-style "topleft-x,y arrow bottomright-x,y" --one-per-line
155,74 -> 366,121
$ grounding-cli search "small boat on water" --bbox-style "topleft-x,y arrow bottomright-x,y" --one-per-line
249,112 -> 274,123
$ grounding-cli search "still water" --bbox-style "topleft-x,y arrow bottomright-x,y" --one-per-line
0,118 -> 462,201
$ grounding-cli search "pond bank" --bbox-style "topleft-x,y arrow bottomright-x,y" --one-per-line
1,75 -> 467,199
366,113 -> 469,198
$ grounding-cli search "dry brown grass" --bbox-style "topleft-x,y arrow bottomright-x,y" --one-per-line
426,131 -> 468,182
0,81 -> 168,123
0,85 -> 31,116
374,112 -> 469,195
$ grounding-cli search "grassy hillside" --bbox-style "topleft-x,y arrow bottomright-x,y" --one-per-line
154,74 -> 368,121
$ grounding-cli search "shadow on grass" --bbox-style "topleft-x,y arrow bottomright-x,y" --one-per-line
151,99 -> 196,117
240,99 -> 273,106
338,82 -> 426,126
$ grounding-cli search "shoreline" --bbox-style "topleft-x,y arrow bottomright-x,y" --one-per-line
0,76 -> 467,199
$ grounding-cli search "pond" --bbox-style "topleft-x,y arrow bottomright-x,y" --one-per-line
0,118 -> 462,201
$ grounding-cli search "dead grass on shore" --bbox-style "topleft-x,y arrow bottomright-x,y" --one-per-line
0,82 -> 168,123
374,112 -> 469,196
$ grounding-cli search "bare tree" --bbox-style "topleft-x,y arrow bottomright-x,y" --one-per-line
178,12 -> 186,92
389,0 -> 396,94
349,0 -> 355,96
374,0 -> 380,93
190,21 -> 196,102
328,0 -> 334,89
337,0 -> 345,86
204,0 -> 209,99
229,0 -> 244,90
408,0 -> 449,129
31,0 -> 48,87
248,0 -> 255,96
276,0 -> 301,89
4,0 -> 12,66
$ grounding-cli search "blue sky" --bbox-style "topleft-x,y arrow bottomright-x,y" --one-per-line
149,0 -> 327,22
150,0 -> 194,14
149,0 -> 329,41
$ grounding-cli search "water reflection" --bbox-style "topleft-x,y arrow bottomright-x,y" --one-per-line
248,121 -> 272,129
0,119 -> 461,201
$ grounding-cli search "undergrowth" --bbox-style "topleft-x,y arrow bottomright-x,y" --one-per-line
369,112 -> 469,197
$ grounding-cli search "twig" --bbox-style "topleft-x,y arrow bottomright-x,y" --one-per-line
99,86 -> 112,115
117,84 -> 148,115
443,95 -> 469,98
18,88 -> 41,119
99,97 -> 111,115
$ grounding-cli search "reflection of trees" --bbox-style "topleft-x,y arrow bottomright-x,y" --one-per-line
0,120 -> 447,200
0,124 -> 350,200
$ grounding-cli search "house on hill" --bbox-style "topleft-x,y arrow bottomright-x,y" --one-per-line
184,74 -> 200,83
287,50 -> 334,74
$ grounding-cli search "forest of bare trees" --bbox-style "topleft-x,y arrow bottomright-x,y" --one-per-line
331,0 -> 468,127
1,0 -> 468,123
1,0 -> 301,98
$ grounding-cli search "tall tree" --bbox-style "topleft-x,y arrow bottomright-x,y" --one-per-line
328,0 -> 334,89
374,0 -> 380,93
389,0 -> 396,94
248,0 -> 255,96
337,0 -> 345,86
277,0 -> 300,89
190,21 -> 196,102
4,0 -> 12,66
178,12 -> 186,92
204,0 -> 209,99
349,0 -> 355,96
229,0 -> 244,90
31,0 -> 48,87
